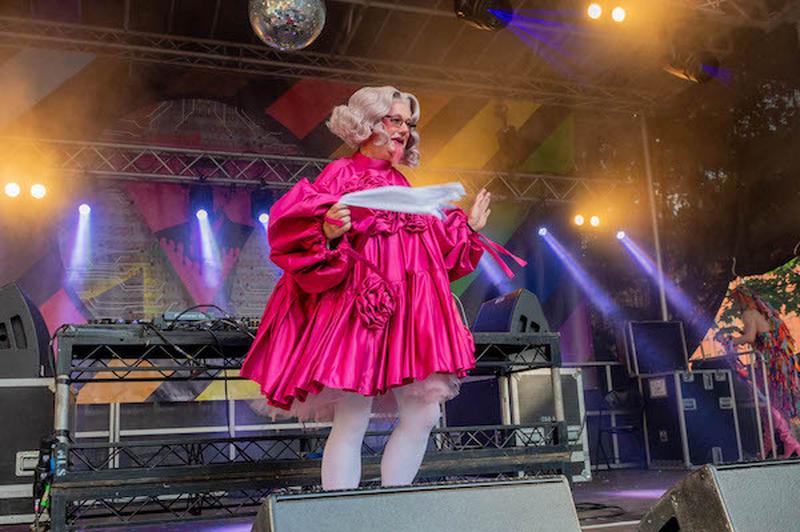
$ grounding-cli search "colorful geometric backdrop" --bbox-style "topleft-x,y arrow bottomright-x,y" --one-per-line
0,54 -> 589,404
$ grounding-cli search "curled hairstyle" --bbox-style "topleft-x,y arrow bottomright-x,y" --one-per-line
327,86 -> 421,167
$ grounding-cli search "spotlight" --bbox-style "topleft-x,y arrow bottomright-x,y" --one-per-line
617,230 -> 626,240
251,188 -> 275,224
456,0 -> 511,31
538,227 -> 548,236
590,216 -> 600,227
30,184 -> 46,199
574,214 -> 585,226
78,204 -> 91,215
663,51 -> 720,84
587,3 -> 602,19
611,7 -> 626,21
190,185 -> 214,220
4,183 -> 20,197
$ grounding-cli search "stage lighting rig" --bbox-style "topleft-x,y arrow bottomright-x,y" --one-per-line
663,51 -> 720,83
456,0 -> 512,31
251,188 -> 275,224
190,185 -> 214,220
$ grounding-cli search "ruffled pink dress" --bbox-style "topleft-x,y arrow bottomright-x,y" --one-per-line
240,152 -> 485,419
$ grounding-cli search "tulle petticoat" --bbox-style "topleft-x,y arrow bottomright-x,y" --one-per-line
247,372 -> 461,423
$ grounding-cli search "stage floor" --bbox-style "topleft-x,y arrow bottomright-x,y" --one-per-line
2,469 -> 689,532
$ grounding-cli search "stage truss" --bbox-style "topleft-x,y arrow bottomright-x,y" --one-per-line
0,16 -> 657,113
50,324 -> 571,531
3,138 -> 623,204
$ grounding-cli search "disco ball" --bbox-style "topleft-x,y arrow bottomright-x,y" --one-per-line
248,0 -> 326,51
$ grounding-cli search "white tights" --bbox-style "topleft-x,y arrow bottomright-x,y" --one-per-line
320,391 -> 441,490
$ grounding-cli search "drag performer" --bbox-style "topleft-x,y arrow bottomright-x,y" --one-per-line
241,86 -> 524,489
718,286 -> 800,458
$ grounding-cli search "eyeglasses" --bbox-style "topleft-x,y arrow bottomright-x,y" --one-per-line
383,115 -> 417,131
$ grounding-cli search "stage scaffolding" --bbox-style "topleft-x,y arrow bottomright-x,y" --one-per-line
49,323 -> 570,531
2,138 -> 623,203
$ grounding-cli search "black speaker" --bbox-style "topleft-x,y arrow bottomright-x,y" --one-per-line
252,478 -> 581,532
638,460 -> 800,531
0,283 -> 52,378
472,289 -> 550,333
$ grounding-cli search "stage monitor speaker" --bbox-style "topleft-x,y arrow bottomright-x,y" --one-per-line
472,288 -> 550,333
637,459 -> 800,532
252,478 -> 581,532
0,283 -> 52,378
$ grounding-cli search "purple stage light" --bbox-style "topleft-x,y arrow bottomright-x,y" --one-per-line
538,227 -> 548,236
79,204 -> 91,215
541,231 -> 619,316
619,235 -> 701,323
197,209 -> 221,286
616,230 -> 626,240
258,213 -> 269,225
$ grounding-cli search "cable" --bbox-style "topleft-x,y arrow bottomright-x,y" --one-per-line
165,304 -> 234,329
575,501 -> 627,521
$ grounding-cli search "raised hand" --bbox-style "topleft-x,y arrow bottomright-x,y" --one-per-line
468,188 -> 491,232
323,203 -> 352,241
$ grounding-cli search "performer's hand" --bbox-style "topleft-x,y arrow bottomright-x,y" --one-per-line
468,188 -> 491,232
323,203 -> 352,241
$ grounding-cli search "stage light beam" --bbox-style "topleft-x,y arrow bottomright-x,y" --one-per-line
588,3 -> 602,19
79,204 -> 91,215
541,230 -> 619,316
612,7 -> 626,22
31,184 -> 46,199
616,230 -> 626,240
574,214 -> 585,226
196,209 -> 208,220
538,227 -> 548,236
4,183 -> 20,197
258,213 -> 270,225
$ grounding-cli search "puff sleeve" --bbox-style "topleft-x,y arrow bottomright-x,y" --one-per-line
430,207 -> 485,281
267,165 -> 354,294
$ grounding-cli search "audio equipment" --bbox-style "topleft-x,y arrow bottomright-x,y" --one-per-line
638,459 -> 800,531
252,478 -> 581,532
472,289 -> 550,333
0,283 -> 51,378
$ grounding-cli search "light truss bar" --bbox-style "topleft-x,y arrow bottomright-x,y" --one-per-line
4,138 -> 622,204
0,16 -> 657,113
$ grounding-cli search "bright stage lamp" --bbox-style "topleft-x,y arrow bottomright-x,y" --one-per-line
31,184 -> 46,199
258,213 -> 269,224
538,227 -> 548,236
587,4 -> 602,19
4,183 -> 20,197
78,204 -> 91,215
590,216 -> 600,227
612,7 -> 626,22
196,209 -> 208,220
574,214 -> 585,226
616,231 -> 626,240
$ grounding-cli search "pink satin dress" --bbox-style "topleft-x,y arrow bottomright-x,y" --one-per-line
240,152 -> 485,418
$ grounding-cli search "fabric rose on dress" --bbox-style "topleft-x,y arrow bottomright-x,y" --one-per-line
340,172 -> 389,195
401,213 -> 428,233
369,210 -> 399,235
355,275 -> 395,329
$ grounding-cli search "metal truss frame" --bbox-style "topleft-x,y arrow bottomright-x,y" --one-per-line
52,426 -> 568,531
0,16 -> 657,113
472,331 -> 562,373
5,138 -> 623,204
